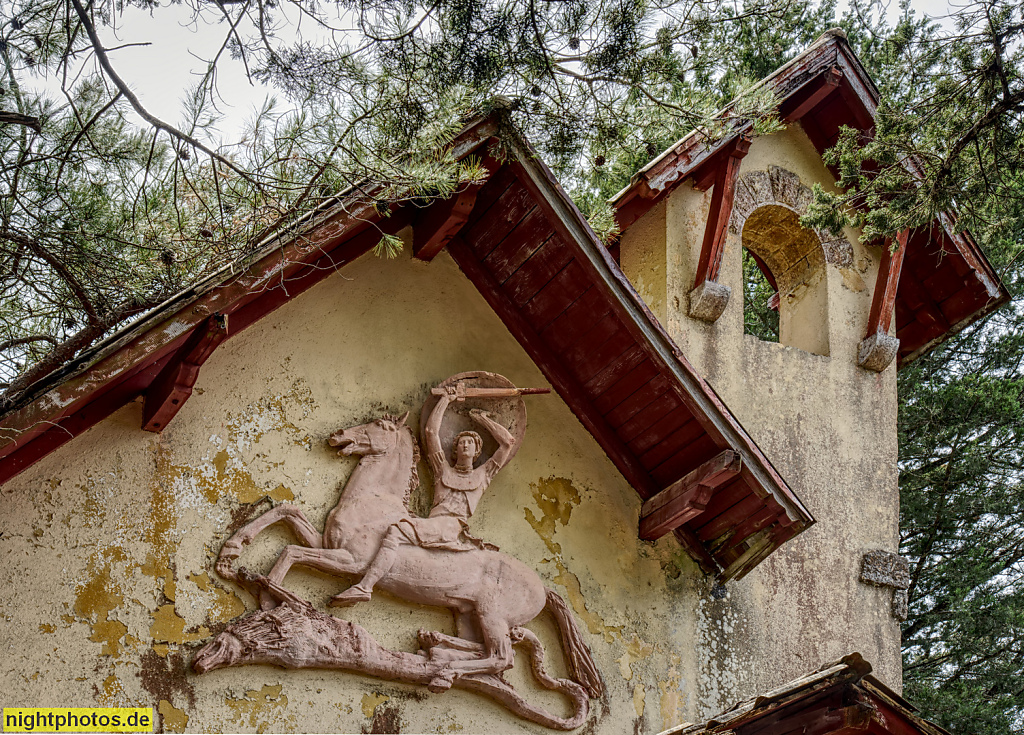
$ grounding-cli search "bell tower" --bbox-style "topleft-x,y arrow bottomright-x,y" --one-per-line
617,122 -> 903,711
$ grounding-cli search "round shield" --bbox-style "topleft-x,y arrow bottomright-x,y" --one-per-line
420,371 -> 529,468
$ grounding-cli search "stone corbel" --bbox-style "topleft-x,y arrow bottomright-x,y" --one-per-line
689,280 -> 732,322
859,550 -> 911,621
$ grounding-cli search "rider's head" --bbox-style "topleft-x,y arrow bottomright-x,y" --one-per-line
453,430 -> 483,466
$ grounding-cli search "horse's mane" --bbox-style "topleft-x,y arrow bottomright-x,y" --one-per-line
380,414 -> 420,507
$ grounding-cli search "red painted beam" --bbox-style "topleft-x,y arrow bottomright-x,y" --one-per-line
413,186 -> 481,262
142,314 -> 228,432
783,66 -> 844,122
858,230 -> 909,371
693,136 -> 751,290
640,449 -> 742,540
413,155 -> 498,262
866,230 -> 909,336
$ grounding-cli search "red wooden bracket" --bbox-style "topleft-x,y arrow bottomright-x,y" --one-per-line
142,314 -> 229,432
784,66 -> 844,122
693,136 -> 751,290
858,230 -> 909,372
688,136 -> 750,322
866,230 -> 909,336
413,185 -> 482,262
639,449 -> 742,540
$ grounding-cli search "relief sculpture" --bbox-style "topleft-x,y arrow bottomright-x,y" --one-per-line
193,371 -> 604,730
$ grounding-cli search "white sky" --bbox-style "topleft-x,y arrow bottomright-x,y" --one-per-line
31,0 -> 961,142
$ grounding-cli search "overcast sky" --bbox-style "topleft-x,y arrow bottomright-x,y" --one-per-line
38,0 -> 962,141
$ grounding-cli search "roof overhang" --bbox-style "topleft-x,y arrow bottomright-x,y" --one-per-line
611,29 -> 1010,367
663,653 -> 952,735
0,114 -> 812,583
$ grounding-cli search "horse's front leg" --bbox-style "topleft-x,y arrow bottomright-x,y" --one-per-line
262,546 -> 360,610
219,504 -> 323,564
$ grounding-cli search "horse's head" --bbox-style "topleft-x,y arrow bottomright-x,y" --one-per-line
329,411 -> 410,457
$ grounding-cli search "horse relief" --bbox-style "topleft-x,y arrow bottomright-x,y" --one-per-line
192,372 -> 603,730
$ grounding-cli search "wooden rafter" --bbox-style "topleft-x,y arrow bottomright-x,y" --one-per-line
639,450 -> 742,540
783,66 -> 844,122
858,230 -> 909,372
413,187 -> 480,261
142,314 -> 228,432
867,231 -> 909,336
693,136 -> 751,290
414,157 -> 497,262
686,135 -> 751,322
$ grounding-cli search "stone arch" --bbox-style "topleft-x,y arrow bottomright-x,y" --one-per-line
729,166 -> 853,268
730,167 -> 850,357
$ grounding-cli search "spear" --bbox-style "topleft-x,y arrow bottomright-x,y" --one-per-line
431,385 -> 550,400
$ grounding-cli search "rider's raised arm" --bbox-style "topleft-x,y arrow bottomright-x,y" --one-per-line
425,391 -> 452,465
470,410 -> 516,480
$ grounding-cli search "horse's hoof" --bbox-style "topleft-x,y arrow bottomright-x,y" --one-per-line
427,668 -> 456,693
329,587 -> 371,607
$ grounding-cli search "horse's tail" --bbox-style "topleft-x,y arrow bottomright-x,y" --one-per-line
545,588 -> 603,698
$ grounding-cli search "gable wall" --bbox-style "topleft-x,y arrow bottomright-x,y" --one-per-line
1,240 -> 722,734
620,124 -> 902,710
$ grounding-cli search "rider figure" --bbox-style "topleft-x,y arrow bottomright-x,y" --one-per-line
330,381 -> 516,607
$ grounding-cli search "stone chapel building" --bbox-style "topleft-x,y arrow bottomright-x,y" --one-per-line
0,29 -> 1007,734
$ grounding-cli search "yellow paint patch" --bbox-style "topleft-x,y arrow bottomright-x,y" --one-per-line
618,636 -> 655,681
74,561 -> 123,623
528,477 -> 580,535
213,453 -> 268,504
188,572 -> 245,621
212,586 -> 246,622
38,623 -> 55,634
633,683 -> 646,718
90,619 -> 129,656
361,692 -> 390,718
226,684 -> 289,732
151,644 -> 169,657
188,572 -> 212,591
658,656 -> 684,730
74,553 -> 128,655
98,674 -> 127,705
158,700 -> 188,733
840,267 -> 868,293
525,477 -> 621,642
269,483 -> 295,501
150,604 -> 208,643
144,445 -> 181,602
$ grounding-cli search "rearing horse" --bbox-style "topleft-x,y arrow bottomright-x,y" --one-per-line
215,412 -> 602,697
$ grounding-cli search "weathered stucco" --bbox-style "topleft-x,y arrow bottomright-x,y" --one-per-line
2,236 -> 714,734
620,123 -> 902,717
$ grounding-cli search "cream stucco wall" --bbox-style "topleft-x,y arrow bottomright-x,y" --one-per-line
1,240 -> 721,734
621,123 -> 902,715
